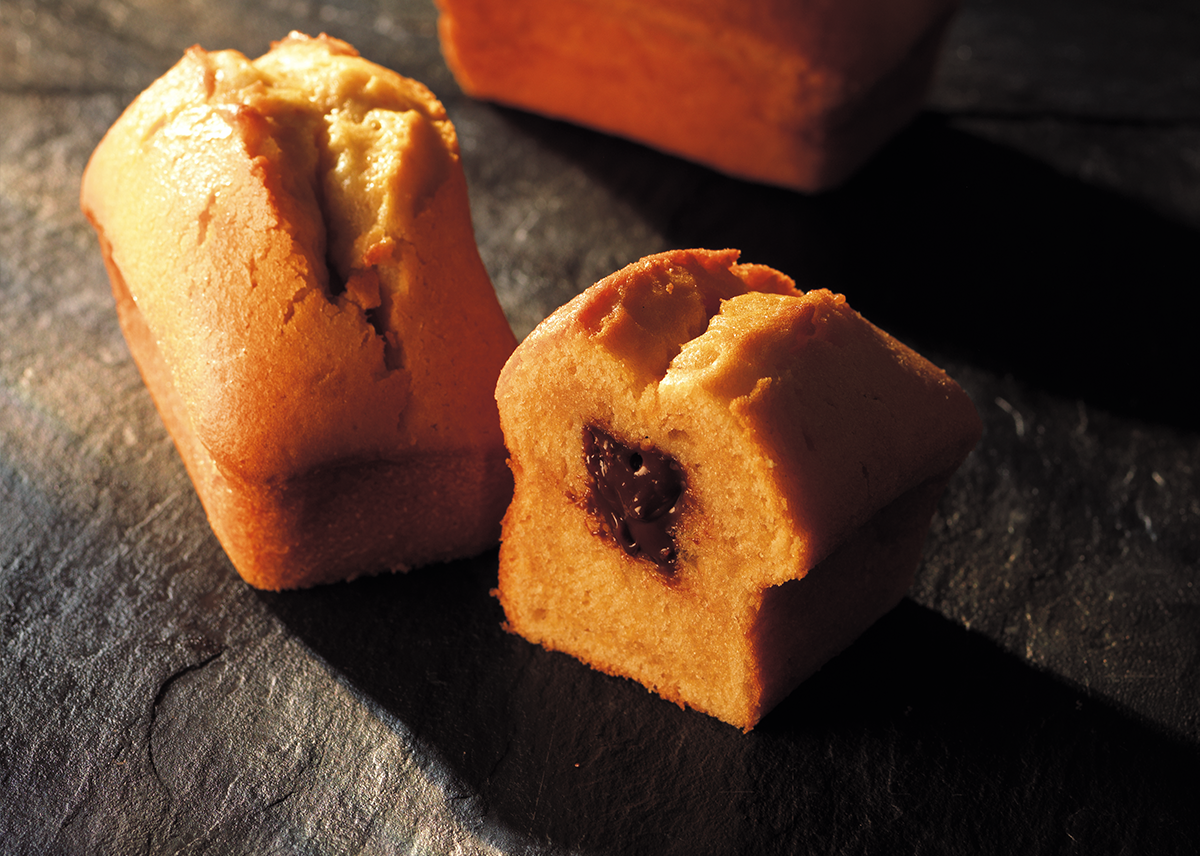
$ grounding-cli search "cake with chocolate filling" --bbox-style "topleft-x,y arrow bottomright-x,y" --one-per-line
435,0 -> 960,191
494,248 -> 981,730
81,33 -> 517,589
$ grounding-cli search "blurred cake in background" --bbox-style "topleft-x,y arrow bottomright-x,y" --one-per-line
435,0 -> 960,191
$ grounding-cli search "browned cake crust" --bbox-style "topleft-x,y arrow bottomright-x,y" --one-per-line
494,249 -> 981,730
81,33 -> 518,589
435,0 -> 959,191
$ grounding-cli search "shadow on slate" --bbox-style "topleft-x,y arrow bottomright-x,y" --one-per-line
262,558 -> 1200,856
490,108 -> 1200,433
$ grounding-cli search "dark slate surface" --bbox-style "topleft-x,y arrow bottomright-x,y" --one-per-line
2,1 -> 1199,853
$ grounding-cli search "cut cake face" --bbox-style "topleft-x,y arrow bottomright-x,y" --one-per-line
494,248 -> 981,730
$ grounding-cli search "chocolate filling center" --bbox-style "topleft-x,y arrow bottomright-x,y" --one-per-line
583,425 -> 684,574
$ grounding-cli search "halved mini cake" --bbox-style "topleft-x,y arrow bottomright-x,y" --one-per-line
494,248 -> 981,730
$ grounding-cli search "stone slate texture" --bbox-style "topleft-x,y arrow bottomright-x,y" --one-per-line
2,0 -> 1198,853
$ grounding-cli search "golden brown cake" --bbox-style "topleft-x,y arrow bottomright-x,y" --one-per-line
80,33 -> 518,590
435,0 -> 959,191
494,249 -> 981,730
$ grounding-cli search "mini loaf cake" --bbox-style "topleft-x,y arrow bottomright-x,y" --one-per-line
435,0 -> 960,191
494,249 -> 981,730
81,33 -> 518,589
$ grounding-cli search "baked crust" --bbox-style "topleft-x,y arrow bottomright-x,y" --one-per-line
81,33 -> 517,588
494,249 -> 981,729
435,0 -> 959,191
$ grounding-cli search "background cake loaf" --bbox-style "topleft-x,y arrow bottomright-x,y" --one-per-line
494,249 -> 982,730
435,0 -> 960,191
81,33 -> 518,589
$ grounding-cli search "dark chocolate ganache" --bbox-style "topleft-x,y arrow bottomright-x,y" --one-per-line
582,424 -> 684,574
